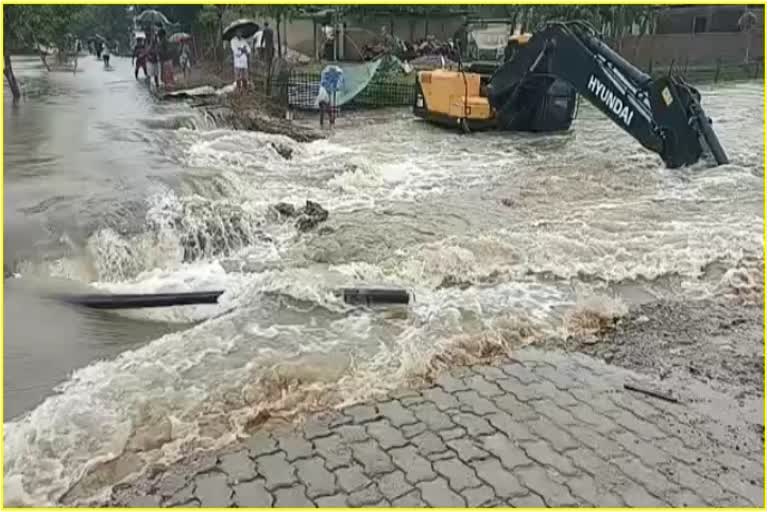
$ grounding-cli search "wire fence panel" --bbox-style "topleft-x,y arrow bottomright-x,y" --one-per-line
276,71 -> 416,111
284,72 -> 322,110
350,80 -> 416,108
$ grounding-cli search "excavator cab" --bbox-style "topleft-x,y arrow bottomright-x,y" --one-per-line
414,68 -> 496,131
413,31 -> 575,133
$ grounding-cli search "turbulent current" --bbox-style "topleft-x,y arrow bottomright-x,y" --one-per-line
3,57 -> 764,505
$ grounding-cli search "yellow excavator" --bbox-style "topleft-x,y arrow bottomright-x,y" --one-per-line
413,20 -> 729,169
414,33 -> 537,133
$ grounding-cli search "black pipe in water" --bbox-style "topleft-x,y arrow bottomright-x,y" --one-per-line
53,288 -> 412,309
53,291 -> 224,309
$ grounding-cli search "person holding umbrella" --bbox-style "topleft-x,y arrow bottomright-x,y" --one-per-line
230,28 -> 252,93
170,33 -> 193,82
223,20 -> 260,92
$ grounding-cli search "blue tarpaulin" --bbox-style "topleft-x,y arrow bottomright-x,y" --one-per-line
320,65 -> 345,93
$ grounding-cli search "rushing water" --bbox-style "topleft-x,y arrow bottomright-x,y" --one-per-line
3,55 -> 764,505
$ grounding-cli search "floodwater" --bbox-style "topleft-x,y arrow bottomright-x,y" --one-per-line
3,55 -> 764,505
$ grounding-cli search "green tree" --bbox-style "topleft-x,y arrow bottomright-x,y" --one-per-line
4,4 -> 84,99
153,5 -> 203,32
246,5 -> 301,58
196,5 -> 228,67
72,5 -> 132,52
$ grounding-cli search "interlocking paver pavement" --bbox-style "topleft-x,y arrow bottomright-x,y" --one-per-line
110,348 -> 764,507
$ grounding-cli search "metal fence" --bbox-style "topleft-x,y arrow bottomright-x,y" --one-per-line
274,71 -> 416,111
647,59 -> 764,83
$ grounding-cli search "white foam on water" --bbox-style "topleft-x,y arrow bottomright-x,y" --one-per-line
4,215 -> 762,504
90,261 -> 248,324
29,187 -> 286,285
2,255 -> 570,505
185,129 -> 302,171
303,138 -> 355,158
6,83 -> 764,506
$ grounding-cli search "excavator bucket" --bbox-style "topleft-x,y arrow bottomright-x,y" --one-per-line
648,76 -> 729,168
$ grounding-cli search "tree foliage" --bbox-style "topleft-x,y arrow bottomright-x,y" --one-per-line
4,4 -> 86,98
3,4 -> 138,53
193,4 -> 302,59
4,4 -> 84,53
151,5 -> 204,32
72,5 -> 133,49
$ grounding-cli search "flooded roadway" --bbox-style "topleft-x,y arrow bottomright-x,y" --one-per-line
3,55 -> 764,505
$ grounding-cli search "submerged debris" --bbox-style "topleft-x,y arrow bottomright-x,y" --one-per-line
271,202 -> 297,218
295,201 -> 329,232
269,200 -> 330,233
624,383 -> 679,403
437,275 -> 474,290
270,142 -> 294,160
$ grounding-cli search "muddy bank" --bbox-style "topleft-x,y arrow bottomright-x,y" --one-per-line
543,299 -> 764,402
157,63 -> 325,143
189,93 -> 325,143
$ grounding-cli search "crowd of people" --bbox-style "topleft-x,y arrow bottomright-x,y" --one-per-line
131,27 -> 190,90
124,20 -> 279,94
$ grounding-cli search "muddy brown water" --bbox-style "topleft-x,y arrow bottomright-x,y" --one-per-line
3,54 -> 764,505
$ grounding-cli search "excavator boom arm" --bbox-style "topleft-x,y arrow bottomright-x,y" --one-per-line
487,22 -> 728,168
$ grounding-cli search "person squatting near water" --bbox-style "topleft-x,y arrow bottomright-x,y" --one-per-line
315,64 -> 344,127
231,29 -> 252,92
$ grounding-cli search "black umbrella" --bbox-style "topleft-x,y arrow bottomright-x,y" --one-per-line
135,9 -> 173,27
222,19 -> 260,41
169,32 -> 192,44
